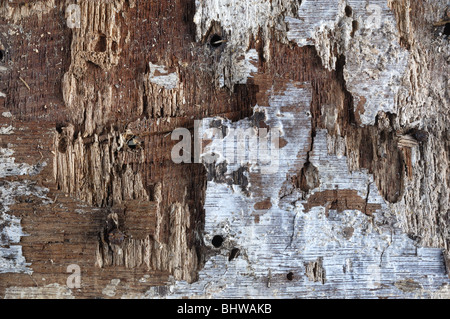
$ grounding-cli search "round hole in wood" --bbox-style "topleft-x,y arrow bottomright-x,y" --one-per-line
210,34 -> 223,48
212,235 -> 224,248
287,272 -> 294,281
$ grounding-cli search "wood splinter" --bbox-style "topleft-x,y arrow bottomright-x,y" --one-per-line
212,39 -> 227,45
19,77 -> 31,91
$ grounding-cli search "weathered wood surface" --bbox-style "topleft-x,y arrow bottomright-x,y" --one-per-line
0,0 -> 449,298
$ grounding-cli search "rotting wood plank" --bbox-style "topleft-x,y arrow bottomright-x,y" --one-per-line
0,0 -> 449,299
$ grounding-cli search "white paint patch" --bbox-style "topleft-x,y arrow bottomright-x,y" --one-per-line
195,0 -> 408,124
1,112 -> 12,118
0,212 -> 25,245
139,275 -> 150,283
285,1 -> 342,48
218,48 -> 259,87
0,148 -> 46,178
0,180 -> 50,274
102,278 -> 121,297
312,130 -> 379,200
193,0 -> 274,44
431,284 -> 450,299
0,125 -> 14,135
150,83 -> 449,298
0,246 -> 31,274
148,62 -> 179,90
285,0 -> 409,125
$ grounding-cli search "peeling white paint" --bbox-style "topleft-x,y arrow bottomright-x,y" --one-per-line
430,284 -> 450,299
0,181 -> 51,274
0,148 -> 46,178
0,212 -> 25,245
0,0 -> 445,300
312,130 -> 381,201
0,246 -> 31,275
0,125 -> 14,135
285,0 -> 409,125
146,82 -> 449,298
201,82 -> 311,176
148,62 -> 179,90
194,0 -> 408,123
219,49 -> 259,87
0,137 -> 51,276
102,279 -> 121,297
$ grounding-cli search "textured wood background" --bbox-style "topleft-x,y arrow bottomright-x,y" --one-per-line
0,0 -> 449,298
